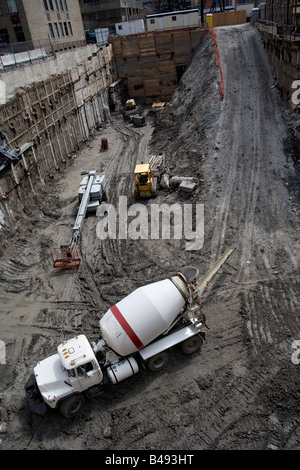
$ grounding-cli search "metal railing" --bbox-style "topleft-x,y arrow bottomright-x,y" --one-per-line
0,37 -> 87,68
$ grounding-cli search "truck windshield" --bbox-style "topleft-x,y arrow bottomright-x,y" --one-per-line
67,368 -> 76,378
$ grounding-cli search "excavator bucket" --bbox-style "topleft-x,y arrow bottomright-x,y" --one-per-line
51,244 -> 81,269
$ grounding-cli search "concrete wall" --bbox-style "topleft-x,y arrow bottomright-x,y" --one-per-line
0,43 -> 113,233
0,43 -> 106,101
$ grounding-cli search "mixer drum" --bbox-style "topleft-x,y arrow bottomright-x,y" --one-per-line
99,277 -> 186,356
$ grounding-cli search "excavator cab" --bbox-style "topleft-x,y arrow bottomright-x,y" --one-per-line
134,163 -> 157,198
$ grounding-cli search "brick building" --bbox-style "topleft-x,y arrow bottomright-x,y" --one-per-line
0,0 -> 85,49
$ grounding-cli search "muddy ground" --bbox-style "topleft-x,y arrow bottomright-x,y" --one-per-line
0,24 -> 299,451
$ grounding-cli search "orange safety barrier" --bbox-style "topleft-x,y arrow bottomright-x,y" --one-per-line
208,27 -> 225,100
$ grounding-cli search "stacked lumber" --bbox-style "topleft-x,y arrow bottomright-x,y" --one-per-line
110,27 -> 206,103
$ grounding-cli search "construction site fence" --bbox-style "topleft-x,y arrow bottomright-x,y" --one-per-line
208,10 -> 247,28
0,38 -> 87,68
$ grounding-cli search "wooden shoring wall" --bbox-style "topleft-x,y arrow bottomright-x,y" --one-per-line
211,10 -> 247,27
257,22 -> 300,106
111,27 -> 206,104
0,46 -> 113,211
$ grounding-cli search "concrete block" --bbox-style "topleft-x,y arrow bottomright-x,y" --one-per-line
179,180 -> 197,193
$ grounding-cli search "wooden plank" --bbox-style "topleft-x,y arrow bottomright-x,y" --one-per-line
128,87 -> 145,98
212,10 -> 246,27
155,35 -> 174,54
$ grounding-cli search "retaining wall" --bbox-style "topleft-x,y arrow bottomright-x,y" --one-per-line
0,43 -> 113,235
257,21 -> 300,106
110,26 -> 206,104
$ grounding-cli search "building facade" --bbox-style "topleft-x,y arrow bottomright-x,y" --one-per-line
0,0 -> 85,50
79,0 -> 144,32
144,1 -> 194,13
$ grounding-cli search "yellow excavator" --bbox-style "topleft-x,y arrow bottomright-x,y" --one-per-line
134,163 -> 157,198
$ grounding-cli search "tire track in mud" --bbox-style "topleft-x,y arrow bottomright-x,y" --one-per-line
242,277 -> 300,355
81,118 -> 155,278
184,25 -> 300,449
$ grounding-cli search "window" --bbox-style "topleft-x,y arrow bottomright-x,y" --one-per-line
54,0 -> 59,11
118,25 -> 122,30
172,16 -> 177,21
77,362 -> 94,376
54,23 -> 60,37
0,28 -> 9,43
14,26 -> 25,42
64,0 -> 68,11
6,0 -> 18,13
150,19 -> 155,24
48,0 -> 54,10
48,23 -> 55,39
43,0 -> 49,10
59,0 -> 64,9
67,368 -> 75,378
63,22 -> 69,36
68,22 -> 73,36
59,22 -> 64,36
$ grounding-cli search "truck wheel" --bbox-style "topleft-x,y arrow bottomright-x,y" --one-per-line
180,335 -> 203,355
147,351 -> 168,372
60,394 -> 85,419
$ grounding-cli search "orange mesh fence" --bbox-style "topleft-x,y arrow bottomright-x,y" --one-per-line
208,27 -> 225,100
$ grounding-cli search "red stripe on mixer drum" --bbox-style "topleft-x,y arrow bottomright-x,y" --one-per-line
110,305 -> 144,350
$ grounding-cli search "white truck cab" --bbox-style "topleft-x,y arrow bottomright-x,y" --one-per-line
57,335 -> 103,392
27,335 -> 103,417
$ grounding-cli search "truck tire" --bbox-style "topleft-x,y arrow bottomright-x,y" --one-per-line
147,351 -> 168,372
180,335 -> 203,355
59,394 -> 85,419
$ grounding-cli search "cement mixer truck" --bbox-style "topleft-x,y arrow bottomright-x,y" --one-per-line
25,247 -> 234,418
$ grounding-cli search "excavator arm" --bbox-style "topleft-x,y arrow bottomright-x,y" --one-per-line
51,171 -> 105,269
